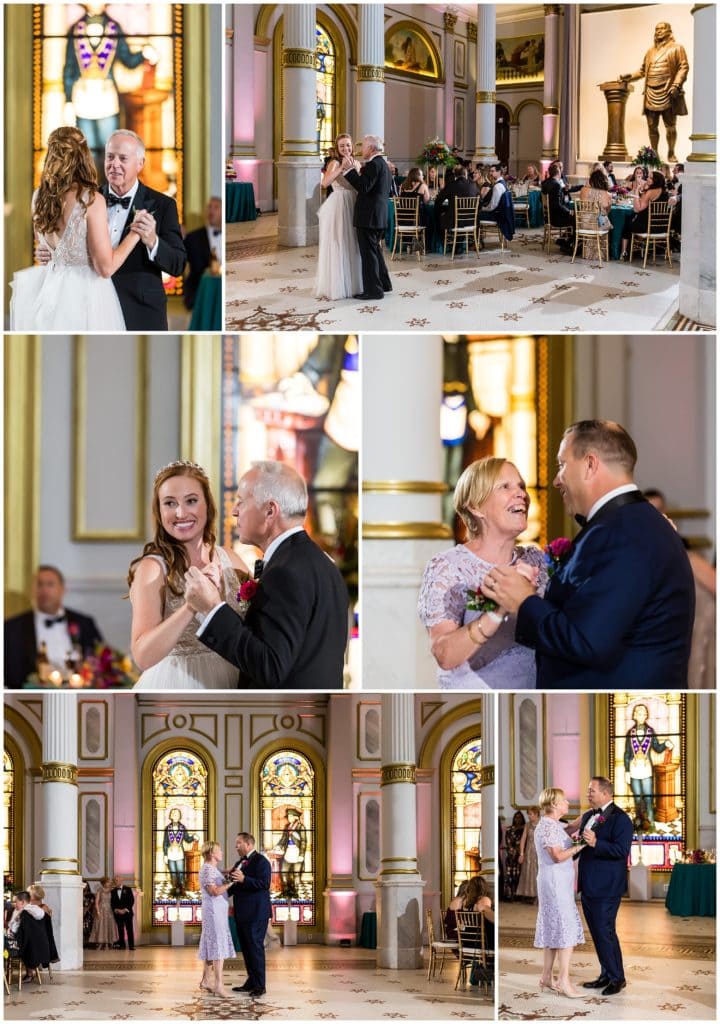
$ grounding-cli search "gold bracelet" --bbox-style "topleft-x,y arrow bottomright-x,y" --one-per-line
468,618 -> 491,645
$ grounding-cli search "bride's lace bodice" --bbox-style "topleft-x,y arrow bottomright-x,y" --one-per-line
332,170 -> 357,193
34,190 -> 92,269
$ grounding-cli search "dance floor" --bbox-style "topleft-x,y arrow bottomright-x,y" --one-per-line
4,943 -> 493,1021
225,217 -> 692,333
498,898 -> 716,1020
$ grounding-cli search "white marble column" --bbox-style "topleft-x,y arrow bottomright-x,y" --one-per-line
227,4 -> 257,188
679,3 -> 716,326
356,3 -> 385,142
480,694 -> 496,892
277,4 -> 320,246
473,4 -> 497,162
40,694 -> 83,969
363,335 -> 450,689
542,4 -> 562,165
376,694 -> 424,969
324,694 -> 358,943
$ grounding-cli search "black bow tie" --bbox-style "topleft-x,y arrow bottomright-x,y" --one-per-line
212,228 -> 221,237
45,615 -> 66,627
254,559 -> 265,580
574,514 -> 587,528
107,194 -> 131,209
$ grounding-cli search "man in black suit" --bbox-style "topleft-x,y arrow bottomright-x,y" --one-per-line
434,165 -> 479,233
4,565 -> 103,688
482,419 -> 694,686
103,130 -> 186,329
341,134 -> 393,300
110,877 -> 135,950
185,461 -> 348,688
183,196 -> 222,310
541,161 -> 575,250
228,832 -> 272,997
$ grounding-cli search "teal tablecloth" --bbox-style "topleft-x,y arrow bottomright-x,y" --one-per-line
189,273 -> 222,330
226,181 -> 257,222
608,205 -> 633,259
359,911 -> 377,948
665,863 -> 716,917
527,189 -> 543,227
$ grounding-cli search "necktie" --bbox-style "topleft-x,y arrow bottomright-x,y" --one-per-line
254,559 -> 265,579
107,194 -> 131,209
45,615 -> 66,627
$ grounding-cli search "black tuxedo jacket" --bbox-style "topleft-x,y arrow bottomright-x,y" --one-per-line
103,181 -> 186,330
541,177 -> 574,227
344,155 -> 392,230
200,531 -> 348,688
576,802 -> 633,899
183,226 -> 216,309
516,492 -> 694,687
4,608 -> 103,689
228,851 -> 272,923
435,177 -> 479,230
110,886 -> 134,915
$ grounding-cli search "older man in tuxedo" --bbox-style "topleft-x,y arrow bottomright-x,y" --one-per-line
481,419 -> 695,686
185,461 -> 348,688
341,134 -> 393,300
228,832 -> 271,997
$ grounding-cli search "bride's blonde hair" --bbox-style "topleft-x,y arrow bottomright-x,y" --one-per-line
34,127 -> 99,236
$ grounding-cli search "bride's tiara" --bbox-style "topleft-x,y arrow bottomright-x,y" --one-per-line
154,459 -> 208,482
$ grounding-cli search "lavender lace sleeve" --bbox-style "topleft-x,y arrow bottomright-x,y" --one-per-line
417,551 -> 469,627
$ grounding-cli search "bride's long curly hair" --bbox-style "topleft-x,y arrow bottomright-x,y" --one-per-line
128,463 -> 218,597
33,127 -> 99,236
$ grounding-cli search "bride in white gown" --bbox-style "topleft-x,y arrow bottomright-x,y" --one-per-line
130,461 -> 251,690
314,133 -> 363,300
10,126 -> 138,331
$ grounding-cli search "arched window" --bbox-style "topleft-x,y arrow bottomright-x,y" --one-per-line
151,749 -> 208,926
315,25 -> 336,151
260,750 -> 315,925
3,750 -> 15,885
451,738 -> 482,897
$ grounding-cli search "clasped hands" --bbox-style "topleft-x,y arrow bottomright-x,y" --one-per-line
229,867 -> 245,883
184,563 -> 222,615
480,562 -> 538,614
129,209 -> 158,248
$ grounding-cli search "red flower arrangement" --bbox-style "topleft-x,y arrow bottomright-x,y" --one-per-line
543,536 -> 572,577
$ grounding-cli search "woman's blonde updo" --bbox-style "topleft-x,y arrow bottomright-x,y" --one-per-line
454,456 -> 508,538
539,787 -> 566,813
33,127 -> 99,236
201,840 -> 220,860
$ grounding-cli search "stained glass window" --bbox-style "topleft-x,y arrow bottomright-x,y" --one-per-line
151,749 -> 207,926
451,739 -> 482,896
3,751 -> 14,886
610,693 -> 686,869
315,26 -> 335,152
260,750 -> 315,925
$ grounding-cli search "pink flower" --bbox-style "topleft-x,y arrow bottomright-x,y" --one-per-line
546,537 -> 572,560
237,579 -> 258,602
68,622 -> 80,639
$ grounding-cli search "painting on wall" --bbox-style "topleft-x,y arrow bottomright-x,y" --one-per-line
496,32 -> 544,85
384,22 -> 442,81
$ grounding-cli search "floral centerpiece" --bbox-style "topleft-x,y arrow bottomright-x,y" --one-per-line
418,138 -> 456,168
634,145 -> 662,171
79,644 -> 138,688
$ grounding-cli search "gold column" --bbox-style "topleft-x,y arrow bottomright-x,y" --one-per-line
183,4 -> 212,226
4,7 -> 34,295
180,335 -> 222,485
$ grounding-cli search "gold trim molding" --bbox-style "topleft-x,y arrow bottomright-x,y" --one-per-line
362,480 -> 447,494
41,857 -> 79,864
363,521 -> 453,540
480,765 -> 494,786
476,90 -> 496,104
381,763 -> 417,786
357,64 -> 385,82
378,867 -> 420,875
467,23 -> 477,43
40,869 -> 81,876
543,105 -> 559,116
282,47 -> 314,69
42,762 -> 78,786
689,133 -> 716,141
444,12 -> 458,32
691,5 -> 713,12
687,153 -> 716,162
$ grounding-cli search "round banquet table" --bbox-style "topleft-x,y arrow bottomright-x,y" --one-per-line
189,273 -> 222,330
665,862 -> 716,917
226,181 -> 257,222
385,198 -> 445,255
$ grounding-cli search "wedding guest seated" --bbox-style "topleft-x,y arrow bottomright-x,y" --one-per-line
183,196 -> 222,311
386,159 -> 401,197
520,163 -> 541,186
478,164 -> 509,219
541,161 -> 575,250
426,165 -> 440,196
4,565 -> 103,688
579,169 -> 613,217
619,170 -> 667,260
625,165 -> 648,195
6,891 -> 51,977
28,885 -> 59,967
557,160 -> 582,194
399,167 -> 431,204
670,162 -> 684,189
460,876 -> 495,952
471,164 -> 489,188
434,166 -> 479,233
603,160 -> 618,188
443,879 -> 470,941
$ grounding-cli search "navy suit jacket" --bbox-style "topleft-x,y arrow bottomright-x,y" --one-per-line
228,851 -> 271,923
576,802 -> 633,900
516,493 -> 694,687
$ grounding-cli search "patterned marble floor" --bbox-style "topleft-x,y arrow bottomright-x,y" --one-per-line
224,218 -> 686,333
4,944 -> 493,1021
498,898 -> 716,1020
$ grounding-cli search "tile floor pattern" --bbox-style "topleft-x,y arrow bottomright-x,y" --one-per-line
4,944 -> 493,1021
499,899 -> 716,1020
225,217 -> 689,333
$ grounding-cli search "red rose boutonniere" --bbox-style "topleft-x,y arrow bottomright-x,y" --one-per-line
543,536 -> 572,577
68,621 -> 80,640
236,577 -> 259,616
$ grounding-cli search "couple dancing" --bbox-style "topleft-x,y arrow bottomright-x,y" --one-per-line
418,418 -> 695,688
10,126 -> 185,331
129,459 -> 348,690
315,133 -> 392,302
534,778 -> 633,999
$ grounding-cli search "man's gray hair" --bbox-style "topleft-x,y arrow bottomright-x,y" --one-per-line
106,129 -> 146,160
364,134 -> 384,154
248,461 -> 307,519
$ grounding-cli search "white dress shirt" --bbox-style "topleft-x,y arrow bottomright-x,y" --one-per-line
587,483 -> 639,523
206,225 -> 223,259
34,608 -> 72,670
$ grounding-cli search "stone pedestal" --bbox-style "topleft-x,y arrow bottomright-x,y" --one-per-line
628,862 -> 651,901
598,80 -> 634,161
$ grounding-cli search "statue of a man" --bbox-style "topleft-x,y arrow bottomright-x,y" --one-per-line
620,21 -> 689,162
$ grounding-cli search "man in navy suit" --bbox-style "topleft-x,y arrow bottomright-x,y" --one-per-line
228,832 -> 272,997
482,419 -> 694,687
576,777 -> 633,996
341,134 -> 393,300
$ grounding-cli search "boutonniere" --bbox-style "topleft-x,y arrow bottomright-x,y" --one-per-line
236,577 -> 259,614
68,621 -> 80,641
543,536 -> 572,576
593,814 -> 607,828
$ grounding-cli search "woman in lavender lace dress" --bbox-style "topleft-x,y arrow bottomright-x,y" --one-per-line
198,841 -> 236,997
534,787 -> 585,999
418,458 -> 547,688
